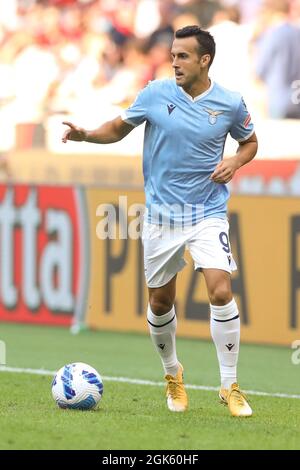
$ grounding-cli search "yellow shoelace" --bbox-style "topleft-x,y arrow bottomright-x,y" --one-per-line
166,378 -> 183,399
231,388 -> 250,406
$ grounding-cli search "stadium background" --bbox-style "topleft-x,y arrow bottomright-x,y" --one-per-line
1,0 -> 299,345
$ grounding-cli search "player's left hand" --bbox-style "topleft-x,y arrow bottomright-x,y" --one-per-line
210,157 -> 239,184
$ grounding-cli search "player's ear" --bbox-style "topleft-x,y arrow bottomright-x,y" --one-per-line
200,54 -> 211,68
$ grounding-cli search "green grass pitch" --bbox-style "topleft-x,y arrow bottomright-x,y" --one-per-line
0,323 -> 299,450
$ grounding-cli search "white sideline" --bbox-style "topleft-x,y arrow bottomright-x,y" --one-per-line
0,365 -> 300,400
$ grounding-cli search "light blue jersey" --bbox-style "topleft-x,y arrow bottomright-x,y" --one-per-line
121,79 -> 254,225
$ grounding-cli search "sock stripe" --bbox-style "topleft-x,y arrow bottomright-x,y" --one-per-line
213,314 -> 240,323
147,314 -> 176,328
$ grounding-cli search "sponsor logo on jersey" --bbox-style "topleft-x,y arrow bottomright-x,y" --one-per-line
167,103 -> 176,115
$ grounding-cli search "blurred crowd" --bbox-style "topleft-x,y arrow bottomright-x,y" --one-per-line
0,0 -> 300,146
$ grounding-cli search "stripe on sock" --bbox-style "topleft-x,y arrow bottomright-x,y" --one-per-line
147,314 -> 176,328
213,314 -> 240,323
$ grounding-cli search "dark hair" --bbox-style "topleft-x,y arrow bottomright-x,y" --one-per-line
175,25 -> 216,68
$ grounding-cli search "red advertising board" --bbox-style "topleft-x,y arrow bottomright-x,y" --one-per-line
231,160 -> 300,195
0,185 -> 86,326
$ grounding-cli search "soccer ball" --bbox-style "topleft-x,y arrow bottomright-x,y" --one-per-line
52,362 -> 103,410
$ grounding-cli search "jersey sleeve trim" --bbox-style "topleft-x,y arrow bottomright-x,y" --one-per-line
236,129 -> 255,143
120,110 -> 139,127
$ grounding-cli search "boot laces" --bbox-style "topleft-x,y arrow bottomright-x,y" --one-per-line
231,386 -> 250,406
166,377 -> 183,399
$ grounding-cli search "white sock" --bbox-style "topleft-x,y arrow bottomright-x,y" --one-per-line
210,298 -> 240,389
147,304 -> 179,377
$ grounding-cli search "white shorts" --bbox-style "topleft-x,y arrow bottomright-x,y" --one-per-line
142,217 -> 237,288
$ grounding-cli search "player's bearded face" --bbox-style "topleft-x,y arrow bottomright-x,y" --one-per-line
171,37 -> 203,88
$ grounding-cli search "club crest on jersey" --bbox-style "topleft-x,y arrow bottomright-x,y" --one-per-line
204,108 -> 224,125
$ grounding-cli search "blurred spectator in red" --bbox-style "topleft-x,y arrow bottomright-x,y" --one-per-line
289,0 -> 300,23
59,4 -> 85,41
32,6 -> 64,46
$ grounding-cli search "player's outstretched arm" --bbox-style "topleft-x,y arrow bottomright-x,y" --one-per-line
62,116 -> 134,145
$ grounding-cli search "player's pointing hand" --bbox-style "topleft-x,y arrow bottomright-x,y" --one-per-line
62,121 -> 87,143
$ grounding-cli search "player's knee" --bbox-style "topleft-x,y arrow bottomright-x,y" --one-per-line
149,296 -> 174,316
209,285 -> 232,306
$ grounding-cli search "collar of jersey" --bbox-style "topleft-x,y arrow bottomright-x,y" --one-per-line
178,79 -> 214,102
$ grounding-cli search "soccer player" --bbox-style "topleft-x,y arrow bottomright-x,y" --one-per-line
62,26 -> 258,417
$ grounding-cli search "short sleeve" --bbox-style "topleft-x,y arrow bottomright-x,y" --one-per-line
120,84 -> 151,127
229,97 -> 255,142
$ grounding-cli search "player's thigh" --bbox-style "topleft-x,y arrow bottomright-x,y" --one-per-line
188,218 -> 237,274
142,222 -> 186,290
